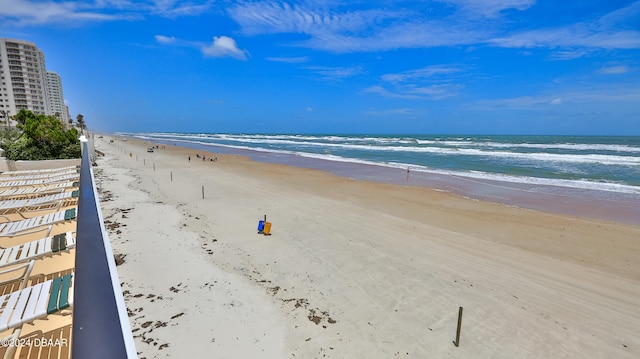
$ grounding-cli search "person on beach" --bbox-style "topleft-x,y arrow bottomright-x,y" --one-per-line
406,167 -> 410,181
188,156 -> 191,162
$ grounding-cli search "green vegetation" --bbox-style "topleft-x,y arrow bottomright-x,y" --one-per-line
1,109 -> 81,160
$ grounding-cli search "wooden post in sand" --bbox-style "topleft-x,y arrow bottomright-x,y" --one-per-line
170,171 -> 173,181
144,158 -> 145,165
453,306 -> 463,347
202,185 -> 204,199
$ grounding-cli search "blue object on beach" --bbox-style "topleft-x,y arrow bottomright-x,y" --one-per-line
257,220 -> 265,232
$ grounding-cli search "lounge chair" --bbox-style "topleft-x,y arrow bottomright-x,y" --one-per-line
0,327 -> 21,359
0,232 -> 75,262
0,165 -> 79,176
0,182 -> 78,199
0,170 -> 79,182
0,174 -> 80,189
0,273 -> 74,332
0,209 -> 77,238
0,260 -> 35,294
0,191 -> 79,217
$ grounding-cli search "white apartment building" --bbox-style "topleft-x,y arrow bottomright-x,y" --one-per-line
0,38 -> 53,127
47,71 -> 70,125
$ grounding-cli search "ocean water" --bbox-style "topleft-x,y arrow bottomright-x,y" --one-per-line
131,133 -> 640,224
134,133 -> 639,193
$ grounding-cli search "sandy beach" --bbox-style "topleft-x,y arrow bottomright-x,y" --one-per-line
93,135 -> 640,358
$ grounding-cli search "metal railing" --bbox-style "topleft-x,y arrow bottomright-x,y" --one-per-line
72,140 -> 137,358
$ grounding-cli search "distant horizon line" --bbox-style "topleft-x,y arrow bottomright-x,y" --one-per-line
102,131 -> 640,138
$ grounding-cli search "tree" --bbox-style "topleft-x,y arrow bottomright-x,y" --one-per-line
13,109 -> 37,127
76,114 -> 85,133
4,110 -> 81,160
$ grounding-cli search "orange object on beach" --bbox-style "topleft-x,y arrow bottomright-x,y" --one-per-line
263,222 -> 272,235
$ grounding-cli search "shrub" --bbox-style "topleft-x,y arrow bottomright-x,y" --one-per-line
2,110 -> 81,160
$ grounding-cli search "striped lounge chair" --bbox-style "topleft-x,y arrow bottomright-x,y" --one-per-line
0,209 -> 77,238
0,273 -> 74,332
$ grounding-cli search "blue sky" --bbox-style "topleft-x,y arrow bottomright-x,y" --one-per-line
1,0 -> 639,135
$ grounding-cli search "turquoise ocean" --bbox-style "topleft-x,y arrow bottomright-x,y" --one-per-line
131,133 -> 640,224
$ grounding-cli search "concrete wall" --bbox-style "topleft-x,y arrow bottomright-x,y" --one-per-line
0,158 -> 80,173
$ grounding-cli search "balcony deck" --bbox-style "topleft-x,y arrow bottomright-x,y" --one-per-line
0,141 -> 136,358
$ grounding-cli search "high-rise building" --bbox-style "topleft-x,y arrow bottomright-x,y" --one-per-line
46,71 -> 70,125
0,38 -> 53,126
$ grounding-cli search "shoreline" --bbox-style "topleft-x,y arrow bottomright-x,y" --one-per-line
134,136 -> 640,227
96,134 -> 640,358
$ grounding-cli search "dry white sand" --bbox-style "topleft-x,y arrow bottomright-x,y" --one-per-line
94,135 -> 640,359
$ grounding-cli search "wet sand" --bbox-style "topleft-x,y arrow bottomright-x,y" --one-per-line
95,135 -> 640,358
149,139 -> 640,226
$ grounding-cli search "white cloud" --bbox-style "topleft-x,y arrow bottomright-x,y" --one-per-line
365,108 -> 424,117
488,2 -> 640,50
154,34 -> 249,60
266,56 -> 310,63
306,106 -> 313,112
381,65 -> 462,84
0,0 -> 124,26
489,26 -> 640,49
441,0 -> 535,17
291,17 -> 492,53
473,95 -> 559,110
597,65 -> 632,75
368,65 -> 465,100
549,50 -> 591,61
0,0 -> 212,26
596,0 -> 640,28
226,1 -> 640,53
147,0 -> 212,18
365,84 -> 461,100
228,1 -> 429,53
201,36 -> 249,60
153,34 -> 204,49
225,1 -> 512,53
471,85 -> 640,111
365,85 -> 403,98
304,65 -> 364,81
228,1 -> 397,36
155,35 -> 177,44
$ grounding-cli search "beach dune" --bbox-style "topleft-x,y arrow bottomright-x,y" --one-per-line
96,136 -> 640,358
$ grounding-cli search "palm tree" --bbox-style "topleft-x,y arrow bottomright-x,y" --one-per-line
76,114 -> 85,133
